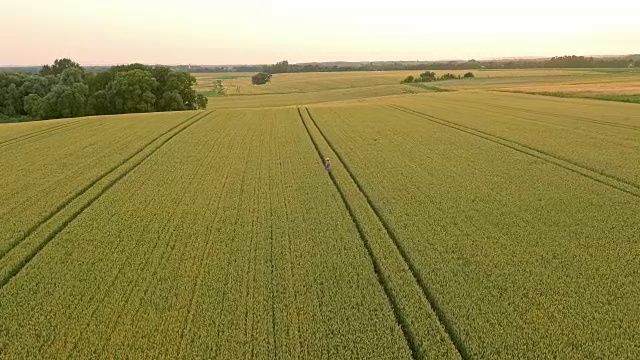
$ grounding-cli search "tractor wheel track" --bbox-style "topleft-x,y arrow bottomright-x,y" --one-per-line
299,107 -> 470,360
467,96 -> 640,132
0,119 -> 86,148
389,104 -> 640,199
0,111 -> 212,290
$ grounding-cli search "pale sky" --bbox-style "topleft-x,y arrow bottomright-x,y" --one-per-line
1,0 -> 639,66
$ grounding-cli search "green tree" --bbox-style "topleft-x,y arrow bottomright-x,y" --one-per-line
252,72 -> 272,85
111,63 -> 152,73
38,82 -> 89,119
463,72 -> 475,78
87,90 -> 110,115
195,94 -> 208,110
272,60 -> 289,74
210,80 -> 226,96
59,67 -> 85,86
40,58 -> 83,76
439,73 -> 457,80
105,70 -> 158,113
23,94 -> 43,118
155,70 -> 197,110
1,84 -> 21,116
419,71 -> 436,82
159,90 -> 185,111
19,76 -> 51,99
85,71 -> 115,93
0,73 -> 28,116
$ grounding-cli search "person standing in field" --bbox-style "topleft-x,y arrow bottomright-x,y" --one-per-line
324,157 -> 332,174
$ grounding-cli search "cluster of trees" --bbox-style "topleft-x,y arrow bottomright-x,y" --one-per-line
262,60 -> 290,74
0,59 -> 207,122
249,61 -> 283,86
401,71 -> 474,84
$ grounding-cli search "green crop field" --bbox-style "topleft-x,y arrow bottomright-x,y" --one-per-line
1,69 -> 639,359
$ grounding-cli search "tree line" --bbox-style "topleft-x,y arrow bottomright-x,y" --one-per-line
0,59 -> 207,122
175,55 -> 639,74
233,56 -> 638,86
3,55 -> 637,77
401,71 -> 474,84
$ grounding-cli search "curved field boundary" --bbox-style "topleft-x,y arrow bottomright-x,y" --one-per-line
389,105 -> 640,199
466,96 -> 640,132
0,119 -> 87,148
0,111 -> 212,290
301,107 -> 469,360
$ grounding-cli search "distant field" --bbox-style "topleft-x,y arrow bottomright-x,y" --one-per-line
206,84 -> 433,109
2,68 -> 639,358
307,93 -> 640,358
193,72 -> 254,92
194,69 -> 603,96
195,69 -> 640,107
496,76 -> 640,103
196,71 -> 421,95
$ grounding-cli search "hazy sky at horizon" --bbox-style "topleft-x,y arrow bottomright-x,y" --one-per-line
1,0 -> 639,66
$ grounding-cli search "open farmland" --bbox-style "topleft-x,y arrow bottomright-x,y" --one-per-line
206,84 -> 435,109
1,69 -> 639,359
197,68 -> 640,108
195,69 -> 606,96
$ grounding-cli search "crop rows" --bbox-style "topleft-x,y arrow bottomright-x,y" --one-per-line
388,91 -> 640,187
0,111 -> 209,291
0,119 -> 85,148
387,104 -> 640,198
0,111 -> 204,258
0,108 -> 413,358
1,88 -> 638,358
308,101 -> 640,358
206,84 -> 428,109
299,107 -> 462,360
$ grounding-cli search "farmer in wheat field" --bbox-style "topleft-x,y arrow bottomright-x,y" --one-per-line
324,157 -> 332,174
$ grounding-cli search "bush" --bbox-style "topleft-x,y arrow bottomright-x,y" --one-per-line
252,72 -> 272,85
419,71 -> 436,82
438,73 -> 458,80
195,94 -> 208,109
401,75 -> 415,84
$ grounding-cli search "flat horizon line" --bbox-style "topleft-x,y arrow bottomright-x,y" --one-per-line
1,52 -> 637,68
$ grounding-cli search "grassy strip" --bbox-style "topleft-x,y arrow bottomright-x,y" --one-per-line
404,83 -> 453,92
501,90 -> 640,104
198,90 -> 225,97
574,68 -> 640,74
